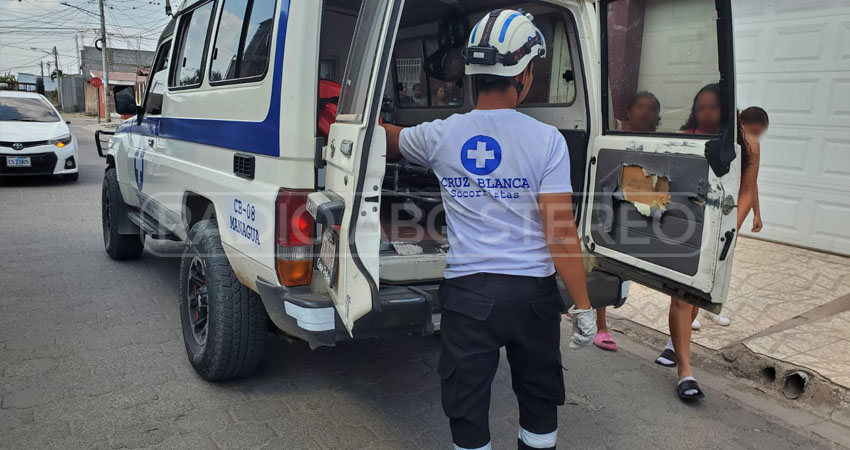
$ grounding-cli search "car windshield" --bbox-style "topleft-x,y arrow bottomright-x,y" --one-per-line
0,97 -> 60,122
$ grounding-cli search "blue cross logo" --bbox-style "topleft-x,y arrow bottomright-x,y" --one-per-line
460,135 -> 501,175
134,147 -> 145,191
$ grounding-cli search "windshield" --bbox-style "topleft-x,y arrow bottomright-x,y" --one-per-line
0,97 -> 60,122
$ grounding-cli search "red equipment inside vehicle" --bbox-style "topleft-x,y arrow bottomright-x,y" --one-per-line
317,79 -> 381,139
317,79 -> 341,139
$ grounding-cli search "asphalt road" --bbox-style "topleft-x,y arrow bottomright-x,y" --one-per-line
0,118 -> 836,449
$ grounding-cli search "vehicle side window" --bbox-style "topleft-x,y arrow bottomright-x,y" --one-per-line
603,0 -> 725,135
145,40 -> 172,115
337,0 -> 389,121
522,13 -> 576,106
170,1 -> 215,89
209,0 -> 277,83
391,38 -> 464,109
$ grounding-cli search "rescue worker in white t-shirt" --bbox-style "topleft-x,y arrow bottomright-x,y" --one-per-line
382,9 -> 597,450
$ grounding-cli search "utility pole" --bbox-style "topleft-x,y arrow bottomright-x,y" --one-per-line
53,46 -> 64,111
98,0 -> 111,122
74,33 -> 81,75
40,61 -> 44,77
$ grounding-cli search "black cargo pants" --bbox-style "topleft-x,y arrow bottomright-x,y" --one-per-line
438,273 -> 566,450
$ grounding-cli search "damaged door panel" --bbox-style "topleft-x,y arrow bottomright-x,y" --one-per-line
586,0 -> 738,310
620,165 -> 671,217
590,149 -> 709,277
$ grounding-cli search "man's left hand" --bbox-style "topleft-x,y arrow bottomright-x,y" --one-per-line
568,306 -> 597,349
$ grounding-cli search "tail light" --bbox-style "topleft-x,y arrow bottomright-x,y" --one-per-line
275,189 -> 315,286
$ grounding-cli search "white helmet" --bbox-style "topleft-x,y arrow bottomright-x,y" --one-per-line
464,9 -> 546,78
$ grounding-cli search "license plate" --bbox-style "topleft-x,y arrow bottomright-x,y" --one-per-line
6,156 -> 31,167
316,227 -> 338,288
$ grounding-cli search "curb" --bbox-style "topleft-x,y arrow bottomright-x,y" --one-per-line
609,316 -> 850,431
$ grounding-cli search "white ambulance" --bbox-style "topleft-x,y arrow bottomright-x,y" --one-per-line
100,0 -> 741,380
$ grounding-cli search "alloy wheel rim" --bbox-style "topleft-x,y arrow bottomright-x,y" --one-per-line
186,256 -> 210,346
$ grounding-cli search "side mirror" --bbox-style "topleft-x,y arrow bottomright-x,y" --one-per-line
65,120 -> 71,125
113,85 -> 138,116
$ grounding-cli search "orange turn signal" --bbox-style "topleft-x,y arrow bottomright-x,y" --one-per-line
276,259 -> 313,286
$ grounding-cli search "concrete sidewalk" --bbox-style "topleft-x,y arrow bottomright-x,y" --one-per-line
610,237 -> 850,390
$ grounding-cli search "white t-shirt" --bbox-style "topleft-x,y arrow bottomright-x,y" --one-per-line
399,108 -> 572,279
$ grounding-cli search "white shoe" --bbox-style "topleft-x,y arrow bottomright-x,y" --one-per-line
705,312 -> 731,326
691,318 -> 701,330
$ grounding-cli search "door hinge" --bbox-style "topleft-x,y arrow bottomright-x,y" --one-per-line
340,139 -> 353,157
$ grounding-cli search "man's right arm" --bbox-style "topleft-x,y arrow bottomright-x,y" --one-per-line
382,123 -> 404,161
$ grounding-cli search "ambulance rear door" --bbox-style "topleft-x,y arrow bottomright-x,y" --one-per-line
316,0 -> 404,333
580,0 -> 738,311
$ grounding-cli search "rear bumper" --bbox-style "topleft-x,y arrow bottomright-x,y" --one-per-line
255,279 -> 438,349
255,269 -> 628,350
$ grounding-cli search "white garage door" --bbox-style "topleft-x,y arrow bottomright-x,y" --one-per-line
733,0 -> 850,255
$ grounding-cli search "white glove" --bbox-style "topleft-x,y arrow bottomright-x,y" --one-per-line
568,306 -> 597,349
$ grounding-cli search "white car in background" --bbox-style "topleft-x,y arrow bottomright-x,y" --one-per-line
0,91 -> 79,181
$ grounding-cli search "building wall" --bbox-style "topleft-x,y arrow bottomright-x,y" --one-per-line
80,46 -> 155,78
59,75 -> 86,113
16,73 -> 57,91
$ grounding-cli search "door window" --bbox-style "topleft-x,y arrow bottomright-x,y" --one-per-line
393,39 -> 428,108
170,1 -> 215,89
603,0 -> 726,135
522,13 -> 576,106
145,40 -> 172,115
392,38 -> 465,109
337,0 -> 389,122
209,0 -> 277,83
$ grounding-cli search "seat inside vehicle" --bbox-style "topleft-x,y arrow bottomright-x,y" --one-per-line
319,0 -> 587,284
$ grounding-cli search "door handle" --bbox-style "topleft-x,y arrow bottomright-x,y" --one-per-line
146,138 -> 155,147
719,229 -> 736,261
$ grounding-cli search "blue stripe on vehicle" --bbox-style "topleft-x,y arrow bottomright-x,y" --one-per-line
117,0 -> 291,157
470,19 -> 481,43
499,12 -> 521,43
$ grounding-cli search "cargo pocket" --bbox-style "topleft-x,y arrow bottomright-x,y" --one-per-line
439,281 -> 496,321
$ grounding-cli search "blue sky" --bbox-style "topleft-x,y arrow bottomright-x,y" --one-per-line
0,0 -> 172,77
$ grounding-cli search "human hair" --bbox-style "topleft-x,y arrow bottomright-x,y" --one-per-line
475,62 -> 534,94
476,75 -> 513,93
680,83 -> 721,132
738,117 -> 751,173
626,91 -> 661,130
740,106 -> 769,127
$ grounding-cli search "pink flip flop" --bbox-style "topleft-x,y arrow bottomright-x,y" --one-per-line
593,332 -> 618,352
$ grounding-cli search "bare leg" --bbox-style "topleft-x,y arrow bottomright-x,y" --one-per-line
669,297 -> 695,379
596,307 -> 608,333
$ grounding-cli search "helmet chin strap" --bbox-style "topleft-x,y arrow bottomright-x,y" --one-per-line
510,68 -> 530,105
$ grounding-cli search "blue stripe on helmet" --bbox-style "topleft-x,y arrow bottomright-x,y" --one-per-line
499,13 -> 522,43
471,19 -> 482,43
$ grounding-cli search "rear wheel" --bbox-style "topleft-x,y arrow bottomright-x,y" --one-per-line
179,220 -> 268,380
102,168 -> 144,260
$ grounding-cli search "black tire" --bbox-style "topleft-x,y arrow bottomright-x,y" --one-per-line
102,168 -> 144,260
63,172 -> 79,181
178,220 -> 268,381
